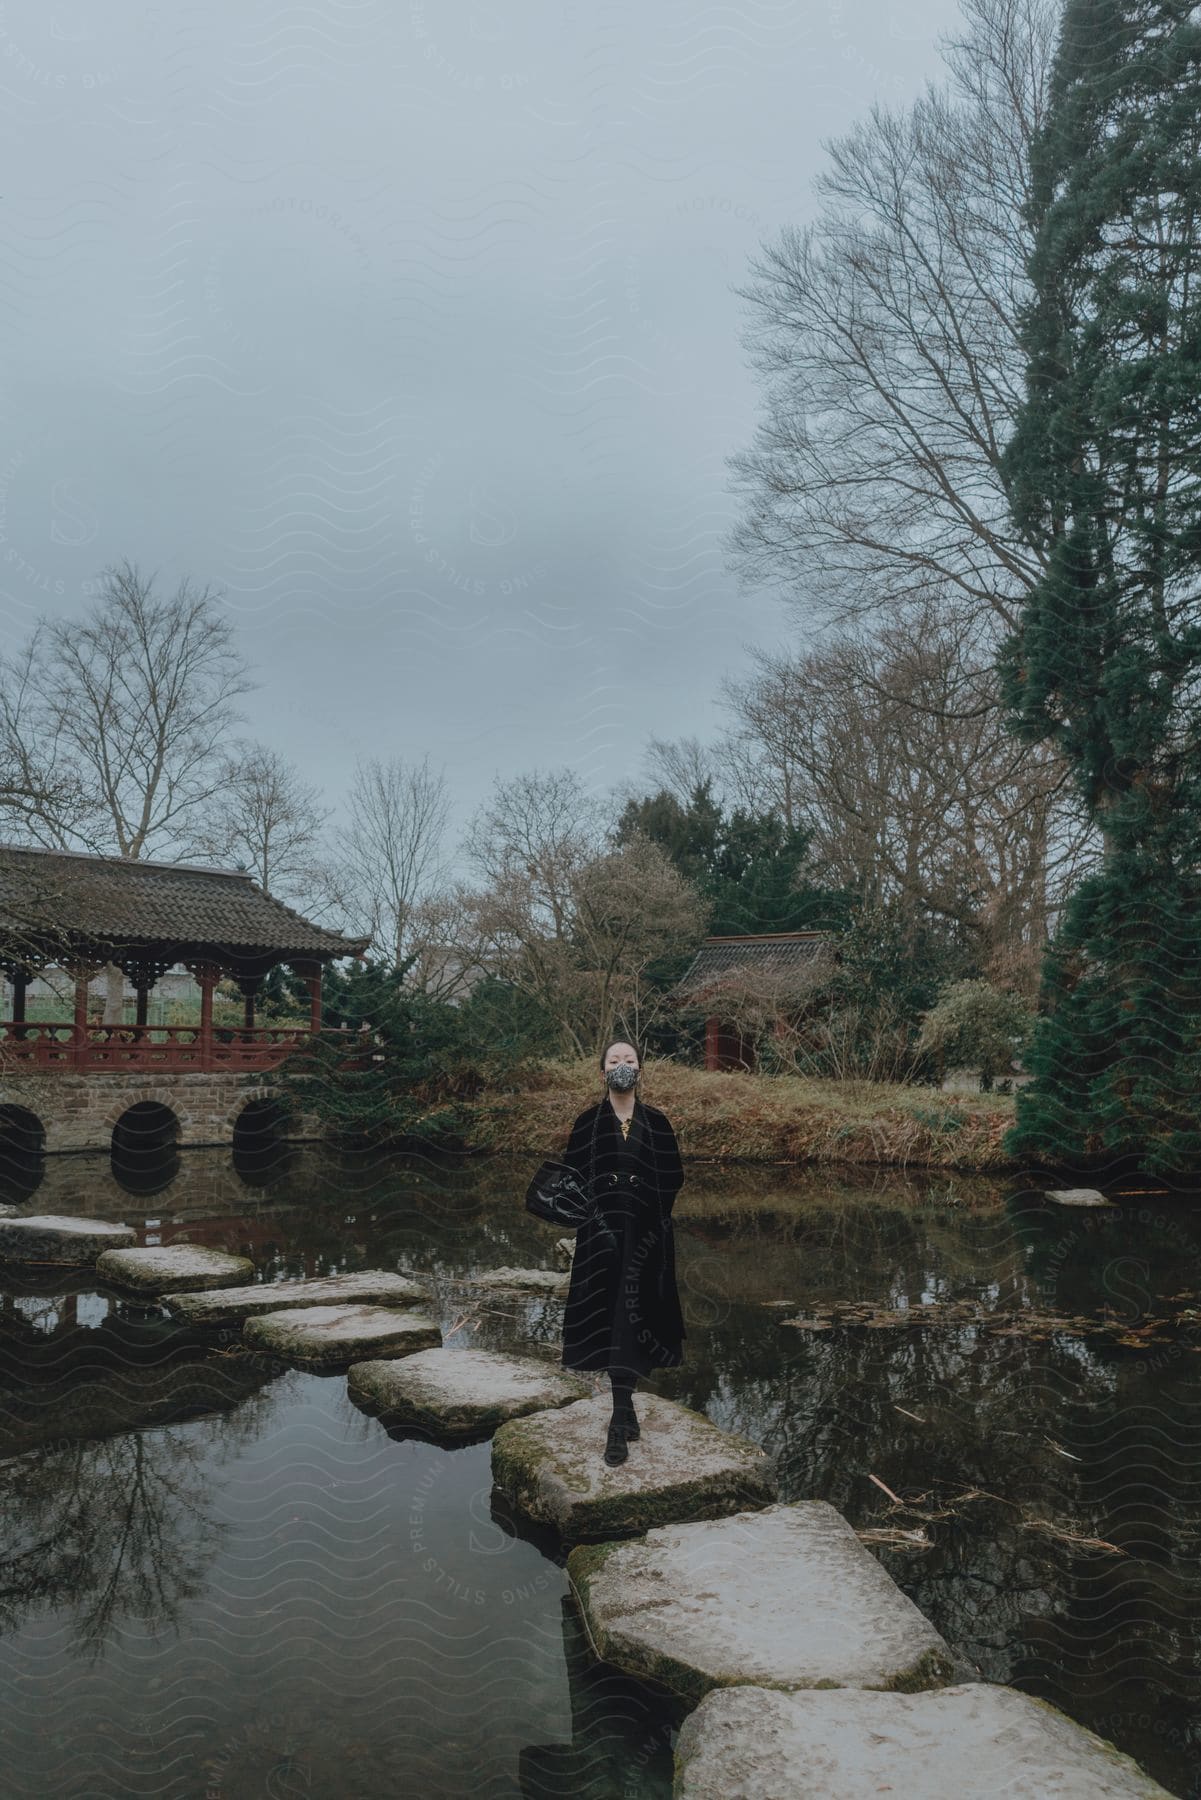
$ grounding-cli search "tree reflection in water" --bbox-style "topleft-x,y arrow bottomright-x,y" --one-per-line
1,1433 -> 218,1655
0,1349 -> 274,1660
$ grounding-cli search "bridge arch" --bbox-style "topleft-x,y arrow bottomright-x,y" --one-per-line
101,1087 -> 192,1137
110,1099 -> 182,1195
0,1103 -> 45,1161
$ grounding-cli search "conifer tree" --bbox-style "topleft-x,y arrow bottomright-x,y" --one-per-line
999,0 -> 1201,1171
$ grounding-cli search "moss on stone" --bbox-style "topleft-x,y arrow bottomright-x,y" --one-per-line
887,1646 -> 957,1693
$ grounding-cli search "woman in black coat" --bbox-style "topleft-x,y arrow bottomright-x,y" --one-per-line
559,1039 -> 686,1465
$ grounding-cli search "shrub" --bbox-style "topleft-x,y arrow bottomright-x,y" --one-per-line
917,980 -> 1034,1091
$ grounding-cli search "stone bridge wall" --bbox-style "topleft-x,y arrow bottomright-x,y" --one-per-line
0,1071 -> 308,1155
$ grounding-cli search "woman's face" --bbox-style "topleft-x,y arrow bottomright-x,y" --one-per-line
603,1042 -> 640,1076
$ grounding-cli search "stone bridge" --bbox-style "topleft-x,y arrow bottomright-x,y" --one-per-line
0,1070 -> 307,1159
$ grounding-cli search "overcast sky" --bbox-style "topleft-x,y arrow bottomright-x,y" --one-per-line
0,0 -> 963,858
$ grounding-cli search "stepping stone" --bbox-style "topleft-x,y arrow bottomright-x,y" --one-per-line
1045,1187 -> 1116,1207
163,1268 -> 428,1326
348,1348 -> 591,1437
243,1304 -> 441,1368
567,1501 -> 954,1707
0,1214 -> 136,1263
462,1266 -> 570,1294
673,1682 -> 1176,1799
492,1393 -> 777,1542
96,1246 -> 255,1294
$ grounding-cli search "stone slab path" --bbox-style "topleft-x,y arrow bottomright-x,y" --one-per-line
492,1393 -> 778,1541
567,1501 -> 954,1706
0,1215 -> 137,1262
243,1303 -> 442,1367
459,1267 -> 570,1294
673,1682 -> 1176,1799
164,1269 -> 428,1326
348,1348 -> 590,1437
96,1246 -> 255,1294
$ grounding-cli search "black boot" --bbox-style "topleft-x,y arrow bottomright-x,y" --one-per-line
608,1372 -> 639,1453
604,1417 -> 628,1466
617,1394 -> 640,1439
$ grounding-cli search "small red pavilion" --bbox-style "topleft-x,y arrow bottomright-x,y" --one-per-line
668,930 -> 840,1071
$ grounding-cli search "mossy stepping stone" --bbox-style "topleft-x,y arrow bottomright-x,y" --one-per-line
460,1267 -> 570,1294
674,1682 -> 1176,1798
348,1348 -> 591,1437
164,1269 -> 427,1326
243,1303 -> 441,1367
492,1393 -> 777,1541
0,1214 -> 136,1263
567,1501 -> 955,1708
96,1246 -> 255,1294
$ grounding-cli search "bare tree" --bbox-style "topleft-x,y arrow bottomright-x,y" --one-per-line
400,884 -> 494,1002
202,742 -> 332,906
20,561 -> 254,861
728,0 -> 1059,640
465,767 -> 606,941
713,650 -> 815,830
721,611 -> 1093,995
342,754 -> 451,970
571,832 -> 709,1050
0,562 -> 254,1019
0,641 -> 91,846
461,770 -> 706,1051
642,736 -> 725,811
464,813 -> 705,1055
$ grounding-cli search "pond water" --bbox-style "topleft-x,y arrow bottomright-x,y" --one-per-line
0,1144 -> 1199,1799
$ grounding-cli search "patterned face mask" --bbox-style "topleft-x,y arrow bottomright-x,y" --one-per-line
604,1061 -> 639,1091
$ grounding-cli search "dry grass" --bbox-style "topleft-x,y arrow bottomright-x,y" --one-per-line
458,1058 -> 1017,1172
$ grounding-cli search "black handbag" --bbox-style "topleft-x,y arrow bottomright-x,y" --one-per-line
524,1158 -> 596,1230
525,1107 -> 617,1249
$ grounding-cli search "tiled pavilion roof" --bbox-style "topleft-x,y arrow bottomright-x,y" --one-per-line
668,931 -> 839,1007
0,844 -> 368,963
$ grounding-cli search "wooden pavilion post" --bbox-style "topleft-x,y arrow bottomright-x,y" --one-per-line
297,960 -> 323,1035
190,963 -> 219,1072
704,1016 -> 719,1072
4,966 -> 28,1042
123,957 -> 161,1033
72,966 -> 90,1066
242,979 -> 259,1031
200,969 -> 215,1068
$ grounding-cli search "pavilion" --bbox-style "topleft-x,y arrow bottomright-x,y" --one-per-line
668,930 -> 840,1071
0,845 -> 369,1073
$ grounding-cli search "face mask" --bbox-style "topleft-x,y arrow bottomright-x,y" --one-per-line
604,1061 -> 638,1091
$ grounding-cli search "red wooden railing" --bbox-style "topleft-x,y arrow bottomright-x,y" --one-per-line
0,1019 -> 336,1074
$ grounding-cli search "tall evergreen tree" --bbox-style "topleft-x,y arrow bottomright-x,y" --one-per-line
617,781 -> 836,934
999,0 -> 1201,1170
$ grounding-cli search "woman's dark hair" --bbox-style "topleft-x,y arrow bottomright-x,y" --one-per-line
598,1038 -> 642,1072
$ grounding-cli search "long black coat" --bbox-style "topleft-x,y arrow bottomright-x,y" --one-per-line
558,1096 -> 686,1374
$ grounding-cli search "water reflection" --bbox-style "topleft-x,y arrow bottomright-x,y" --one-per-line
3,1431 -> 224,1658
0,1146 -> 1197,1795
518,1597 -> 675,1798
